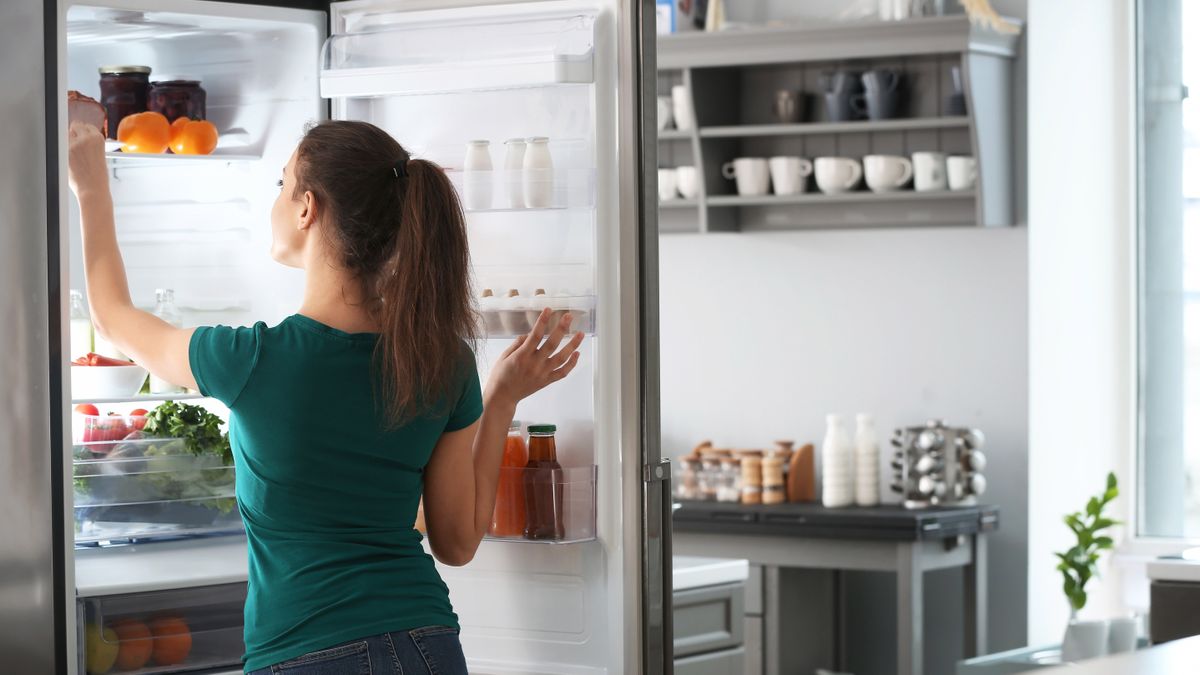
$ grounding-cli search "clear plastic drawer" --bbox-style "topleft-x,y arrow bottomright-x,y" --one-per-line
74,437 -> 241,545
79,583 -> 245,674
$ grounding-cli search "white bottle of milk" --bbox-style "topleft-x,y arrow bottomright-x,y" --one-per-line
821,414 -> 855,508
68,290 -> 94,359
854,413 -> 880,506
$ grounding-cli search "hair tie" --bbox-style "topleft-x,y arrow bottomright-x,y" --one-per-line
392,158 -> 409,179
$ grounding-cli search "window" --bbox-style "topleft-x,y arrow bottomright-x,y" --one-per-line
1138,0 -> 1200,538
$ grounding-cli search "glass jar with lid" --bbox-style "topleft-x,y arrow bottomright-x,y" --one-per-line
149,79 -> 207,123
699,454 -> 722,501
717,457 -> 742,503
676,457 -> 701,500
98,65 -> 151,139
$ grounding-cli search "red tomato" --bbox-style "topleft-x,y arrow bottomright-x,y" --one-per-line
129,408 -> 148,417
74,404 -> 99,416
129,409 -> 148,431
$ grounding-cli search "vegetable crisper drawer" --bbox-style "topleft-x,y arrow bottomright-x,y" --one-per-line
80,583 -> 245,675
74,437 -> 241,545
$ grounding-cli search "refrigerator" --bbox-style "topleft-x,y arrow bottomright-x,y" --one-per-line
0,0 -> 669,672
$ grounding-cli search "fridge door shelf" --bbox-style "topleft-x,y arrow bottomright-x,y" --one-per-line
320,9 -> 595,98
451,168 -> 596,213
486,465 -> 597,544
478,298 -> 596,338
80,582 -> 246,675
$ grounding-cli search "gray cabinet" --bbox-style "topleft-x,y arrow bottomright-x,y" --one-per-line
674,583 -> 745,658
656,16 -> 1023,233
676,648 -> 747,675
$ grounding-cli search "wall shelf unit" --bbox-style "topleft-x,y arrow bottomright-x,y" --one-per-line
655,15 -> 1022,234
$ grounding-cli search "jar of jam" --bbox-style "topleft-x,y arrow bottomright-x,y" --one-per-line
98,66 -> 151,139
148,79 -> 206,123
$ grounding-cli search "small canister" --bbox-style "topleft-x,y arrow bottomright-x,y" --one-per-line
762,456 -> 786,505
740,456 -> 763,505
717,457 -> 742,503
699,454 -> 722,501
678,457 -> 701,500
148,79 -> 207,123
98,65 -> 151,139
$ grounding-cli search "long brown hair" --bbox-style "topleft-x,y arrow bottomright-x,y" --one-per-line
292,120 -> 476,425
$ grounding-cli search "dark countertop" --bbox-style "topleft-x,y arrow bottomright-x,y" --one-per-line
673,500 -> 999,541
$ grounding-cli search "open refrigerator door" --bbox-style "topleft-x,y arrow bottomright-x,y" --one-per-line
322,1 -> 654,672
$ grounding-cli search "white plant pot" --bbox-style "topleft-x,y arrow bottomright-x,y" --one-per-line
1062,618 -> 1109,662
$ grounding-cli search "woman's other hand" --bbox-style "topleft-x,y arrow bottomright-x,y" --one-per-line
68,122 -> 109,199
484,308 -> 583,409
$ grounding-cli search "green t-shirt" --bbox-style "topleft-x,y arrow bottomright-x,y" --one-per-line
189,314 -> 482,673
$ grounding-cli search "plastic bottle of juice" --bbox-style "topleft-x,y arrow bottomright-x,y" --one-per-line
68,290 -> 94,360
523,424 -> 565,540
490,421 -> 528,538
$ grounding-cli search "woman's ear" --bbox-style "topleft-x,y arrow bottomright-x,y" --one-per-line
298,190 -> 319,231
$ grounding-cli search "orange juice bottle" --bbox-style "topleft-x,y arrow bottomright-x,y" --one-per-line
490,421 -> 528,537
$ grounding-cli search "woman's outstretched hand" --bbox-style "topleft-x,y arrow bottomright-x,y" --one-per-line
67,121 -> 109,200
484,308 -> 584,410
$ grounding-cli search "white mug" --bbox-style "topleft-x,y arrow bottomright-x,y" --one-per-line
658,168 -> 679,201
947,155 -> 977,191
864,154 -> 914,193
676,165 -> 700,199
912,151 -> 948,192
672,85 -> 695,131
814,157 -> 863,194
721,158 -> 770,196
657,96 -> 674,132
768,156 -> 813,195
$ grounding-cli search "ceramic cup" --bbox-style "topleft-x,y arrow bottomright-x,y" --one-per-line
864,154 -> 914,193
912,151 -> 948,192
657,95 -> 674,131
1062,619 -> 1109,662
814,157 -> 863,194
676,165 -> 700,199
722,158 -> 770,196
768,156 -> 813,195
672,85 -> 695,131
658,168 -> 679,201
947,155 -> 977,191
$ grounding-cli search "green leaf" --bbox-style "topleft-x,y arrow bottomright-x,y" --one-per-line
1107,472 -> 1118,491
1095,536 -> 1114,549
1104,488 -> 1119,502
1086,497 -> 1100,517
1094,518 -> 1117,530
1065,514 -> 1085,533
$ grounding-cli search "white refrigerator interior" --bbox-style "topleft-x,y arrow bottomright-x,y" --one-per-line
64,1 -> 639,674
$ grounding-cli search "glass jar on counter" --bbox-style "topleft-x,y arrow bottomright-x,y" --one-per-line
149,79 -> 207,123
98,65 -> 151,139
698,455 -> 722,501
676,457 -> 701,500
716,457 -> 742,503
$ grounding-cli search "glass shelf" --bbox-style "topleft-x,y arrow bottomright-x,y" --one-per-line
105,151 -> 260,167
73,393 -> 207,405
449,168 -> 595,212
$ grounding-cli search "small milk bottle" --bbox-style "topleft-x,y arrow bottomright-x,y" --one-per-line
149,289 -> 184,394
821,414 -> 854,508
854,413 -> 880,506
68,290 -> 94,360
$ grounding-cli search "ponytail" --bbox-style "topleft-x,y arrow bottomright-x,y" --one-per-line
292,121 -> 477,426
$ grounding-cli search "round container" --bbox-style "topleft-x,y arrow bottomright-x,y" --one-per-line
148,79 -> 206,123
98,65 -> 151,139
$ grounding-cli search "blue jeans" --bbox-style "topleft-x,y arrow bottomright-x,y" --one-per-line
247,627 -> 467,675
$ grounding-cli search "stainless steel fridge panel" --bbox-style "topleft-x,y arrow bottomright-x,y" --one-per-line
0,1 -> 67,673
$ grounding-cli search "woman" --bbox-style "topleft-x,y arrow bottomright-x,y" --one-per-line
67,119 -> 584,675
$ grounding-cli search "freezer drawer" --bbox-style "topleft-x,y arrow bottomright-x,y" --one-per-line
79,583 -> 246,675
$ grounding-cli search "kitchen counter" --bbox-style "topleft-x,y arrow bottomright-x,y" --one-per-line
1022,635 -> 1200,674
674,555 -> 749,590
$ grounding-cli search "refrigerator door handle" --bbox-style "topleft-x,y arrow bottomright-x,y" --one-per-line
643,458 -> 673,674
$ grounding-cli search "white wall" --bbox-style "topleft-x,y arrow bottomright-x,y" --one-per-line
659,227 -> 1029,671
1025,0 -> 1135,643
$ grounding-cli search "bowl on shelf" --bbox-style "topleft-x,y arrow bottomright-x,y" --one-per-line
71,364 -> 148,399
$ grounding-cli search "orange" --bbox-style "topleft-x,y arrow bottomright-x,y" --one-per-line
169,119 -> 219,155
149,615 -> 192,666
116,111 -> 170,154
111,618 -> 153,670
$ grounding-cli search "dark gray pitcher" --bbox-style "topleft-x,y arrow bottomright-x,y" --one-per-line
856,69 -> 903,120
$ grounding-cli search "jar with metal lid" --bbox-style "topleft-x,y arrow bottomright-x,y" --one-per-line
699,455 -> 722,501
98,65 -> 151,139
676,457 -> 701,500
717,457 -> 742,503
149,79 -> 207,123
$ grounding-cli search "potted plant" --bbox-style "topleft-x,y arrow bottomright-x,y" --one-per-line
1056,472 -> 1119,661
